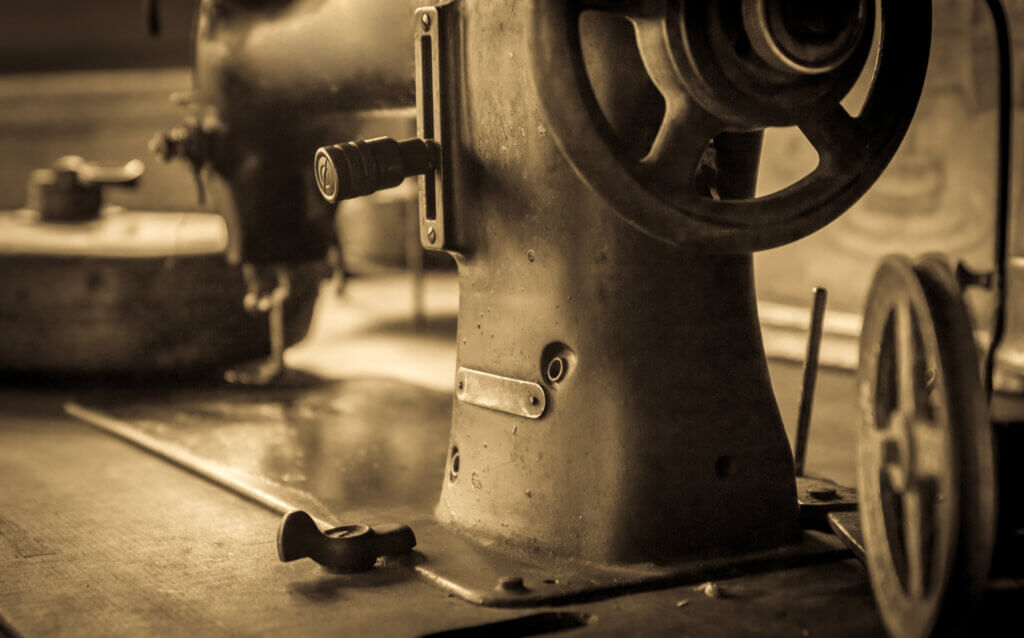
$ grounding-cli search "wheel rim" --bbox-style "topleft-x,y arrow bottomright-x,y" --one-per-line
857,255 -> 995,637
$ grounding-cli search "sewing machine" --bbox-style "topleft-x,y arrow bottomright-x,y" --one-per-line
2,1 -> 1022,637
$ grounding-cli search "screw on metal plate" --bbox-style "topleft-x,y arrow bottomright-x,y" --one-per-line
277,511 -> 416,573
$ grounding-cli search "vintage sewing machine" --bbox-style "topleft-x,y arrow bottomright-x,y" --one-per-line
4,0 -> 1022,637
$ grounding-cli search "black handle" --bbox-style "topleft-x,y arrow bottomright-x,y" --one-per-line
277,511 -> 416,573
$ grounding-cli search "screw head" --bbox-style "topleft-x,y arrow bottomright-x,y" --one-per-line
426,227 -> 437,244
421,13 -> 431,30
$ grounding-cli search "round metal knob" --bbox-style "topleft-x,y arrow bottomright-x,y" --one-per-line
314,137 -> 435,204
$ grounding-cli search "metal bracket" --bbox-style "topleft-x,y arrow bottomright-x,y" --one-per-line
456,367 -> 547,419
415,6 -> 450,251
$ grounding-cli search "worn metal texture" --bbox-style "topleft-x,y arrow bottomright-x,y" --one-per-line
1,388 -> 896,637
68,376 -> 849,608
429,0 -> 798,566
857,256 -> 996,637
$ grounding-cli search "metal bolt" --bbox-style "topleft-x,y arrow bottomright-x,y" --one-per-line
496,576 -> 527,593
808,487 -> 838,501
421,12 -> 431,31
426,227 -> 437,244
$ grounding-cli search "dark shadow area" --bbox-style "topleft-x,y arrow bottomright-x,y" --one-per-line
420,612 -> 591,638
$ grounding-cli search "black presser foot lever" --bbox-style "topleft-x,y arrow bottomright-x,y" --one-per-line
277,511 -> 417,573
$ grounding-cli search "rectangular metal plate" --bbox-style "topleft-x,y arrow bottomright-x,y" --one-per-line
415,6 -> 449,251
456,367 -> 546,419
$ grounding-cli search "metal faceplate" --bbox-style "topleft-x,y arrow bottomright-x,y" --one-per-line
415,6 -> 450,251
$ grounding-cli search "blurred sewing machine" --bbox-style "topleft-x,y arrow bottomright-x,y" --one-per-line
1,2 -> 1022,637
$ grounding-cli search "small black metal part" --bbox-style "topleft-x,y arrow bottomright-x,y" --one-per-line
277,510 -> 416,573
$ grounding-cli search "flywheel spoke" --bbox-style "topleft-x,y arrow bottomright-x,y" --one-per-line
901,487 -> 928,599
641,104 -> 720,188
799,103 -> 865,173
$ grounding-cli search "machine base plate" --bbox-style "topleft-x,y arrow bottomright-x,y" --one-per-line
67,375 -> 850,607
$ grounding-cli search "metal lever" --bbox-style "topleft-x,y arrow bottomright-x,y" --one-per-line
75,159 -> 145,187
27,156 -> 145,222
277,511 -> 417,573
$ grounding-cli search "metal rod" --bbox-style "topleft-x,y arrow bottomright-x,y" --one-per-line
983,0 -> 1012,402
65,402 -> 338,530
794,287 -> 828,477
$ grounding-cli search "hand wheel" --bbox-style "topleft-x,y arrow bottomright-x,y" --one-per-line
857,255 -> 996,637
527,0 -> 931,253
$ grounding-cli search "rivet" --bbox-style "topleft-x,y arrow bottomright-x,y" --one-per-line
421,13 -> 431,30
426,227 -> 437,244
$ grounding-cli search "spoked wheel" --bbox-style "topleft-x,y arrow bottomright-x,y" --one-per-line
527,0 -> 931,253
858,255 -> 996,637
